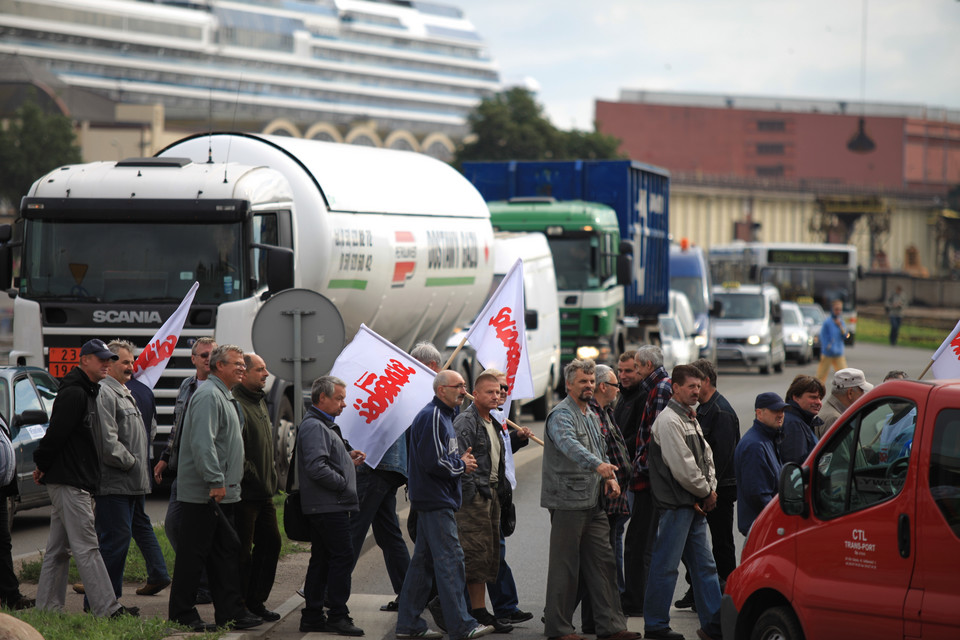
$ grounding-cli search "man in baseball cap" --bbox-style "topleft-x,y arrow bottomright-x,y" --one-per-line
733,392 -> 788,537
79,339 -> 120,361
816,368 -> 873,437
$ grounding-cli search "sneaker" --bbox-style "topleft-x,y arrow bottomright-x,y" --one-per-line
674,588 -> 694,610
327,616 -> 365,636
465,624 -> 494,639
427,596 -> 447,632
397,630 -> 444,639
643,628 -> 684,640
136,579 -> 172,596
498,610 -> 533,624
472,608 -> 513,634
110,605 -> 140,618
381,598 -> 400,612
176,618 -> 218,632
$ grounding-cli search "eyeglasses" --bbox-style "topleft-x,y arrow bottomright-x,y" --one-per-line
195,352 -> 211,359
441,383 -> 466,390
228,361 -> 247,369
600,380 -> 621,389
499,384 -> 509,392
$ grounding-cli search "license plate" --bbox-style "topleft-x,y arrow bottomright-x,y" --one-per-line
49,347 -> 81,378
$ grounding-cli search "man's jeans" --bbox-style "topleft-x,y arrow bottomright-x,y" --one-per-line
643,507 -> 722,637
93,494 -> 138,598
397,509 -> 476,640
132,495 -> 170,585
351,468 -> 409,595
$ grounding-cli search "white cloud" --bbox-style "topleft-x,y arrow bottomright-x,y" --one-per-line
455,0 -> 960,129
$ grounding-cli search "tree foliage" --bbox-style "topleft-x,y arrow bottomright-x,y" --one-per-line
0,99 -> 81,208
454,87 -> 622,167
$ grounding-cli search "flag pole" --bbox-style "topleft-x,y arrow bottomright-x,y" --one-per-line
441,334 -> 468,372
463,391 -> 545,446
917,360 -> 933,380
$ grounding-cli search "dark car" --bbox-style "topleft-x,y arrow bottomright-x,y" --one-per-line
0,366 -> 58,527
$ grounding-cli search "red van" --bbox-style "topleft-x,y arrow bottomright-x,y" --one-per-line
722,378 -> 960,640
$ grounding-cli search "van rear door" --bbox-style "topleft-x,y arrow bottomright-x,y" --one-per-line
791,390 -> 922,639
907,392 -> 960,639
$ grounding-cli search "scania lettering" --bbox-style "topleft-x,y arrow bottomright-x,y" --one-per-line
0,133 -> 495,485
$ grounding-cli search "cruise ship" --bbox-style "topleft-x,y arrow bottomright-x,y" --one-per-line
0,0 -> 501,155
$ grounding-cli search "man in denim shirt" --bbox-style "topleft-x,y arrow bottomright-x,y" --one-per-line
541,359 -> 638,640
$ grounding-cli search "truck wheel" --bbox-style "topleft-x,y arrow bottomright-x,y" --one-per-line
274,394 -> 297,490
531,371 -> 556,421
750,605 -> 804,640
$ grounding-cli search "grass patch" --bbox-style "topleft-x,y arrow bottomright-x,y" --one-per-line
855,317 -> 945,351
4,607 -> 221,640
19,493 -> 308,584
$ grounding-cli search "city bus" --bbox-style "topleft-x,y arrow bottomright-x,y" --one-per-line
708,242 -> 859,344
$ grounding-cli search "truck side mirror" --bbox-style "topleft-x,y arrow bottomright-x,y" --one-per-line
616,240 -> 633,287
525,309 -> 538,330
778,462 -> 807,517
711,299 -> 723,318
0,224 -> 12,291
266,246 -> 295,294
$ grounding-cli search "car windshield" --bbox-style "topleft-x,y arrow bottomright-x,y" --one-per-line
716,293 -> 764,320
782,306 -> 803,325
800,305 -> 825,324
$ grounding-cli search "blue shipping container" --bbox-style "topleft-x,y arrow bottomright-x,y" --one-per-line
462,160 -> 671,318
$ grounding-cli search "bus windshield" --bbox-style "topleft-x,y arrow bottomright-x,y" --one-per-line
19,220 -> 247,304
761,267 -> 856,311
548,237 -> 600,291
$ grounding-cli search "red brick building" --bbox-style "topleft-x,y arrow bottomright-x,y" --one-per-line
596,91 -> 960,194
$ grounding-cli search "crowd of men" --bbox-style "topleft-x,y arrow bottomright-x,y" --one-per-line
10,329 -> 891,640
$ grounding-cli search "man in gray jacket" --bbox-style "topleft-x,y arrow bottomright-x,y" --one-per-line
94,340 -> 166,601
297,375 -> 366,636
167,344 -> 261,632
643,364 -> 722,640
542,359 -> 638,640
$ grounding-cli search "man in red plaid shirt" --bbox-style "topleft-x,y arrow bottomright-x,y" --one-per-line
580,364 -> 633,632
620,346 -> 673,618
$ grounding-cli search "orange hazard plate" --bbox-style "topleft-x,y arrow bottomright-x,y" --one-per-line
49,347 -> 81,378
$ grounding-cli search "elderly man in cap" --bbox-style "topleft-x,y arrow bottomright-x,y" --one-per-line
32,339 -> 138,618
734,392 -> 787,538
815,368 -> 873,438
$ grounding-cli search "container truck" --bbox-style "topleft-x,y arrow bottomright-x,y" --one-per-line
0,132 -> 495,485
461,160 -> 670,370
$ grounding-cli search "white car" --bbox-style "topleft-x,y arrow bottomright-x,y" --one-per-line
658,313 -> 698,371
781,301 -> 813,364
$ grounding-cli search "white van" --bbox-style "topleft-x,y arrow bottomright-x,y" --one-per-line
446,232 -> 561,420
713,283 -> 786,375
659,290 -> 699,370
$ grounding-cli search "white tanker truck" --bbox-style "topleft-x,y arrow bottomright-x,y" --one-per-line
0,132 -> 495,484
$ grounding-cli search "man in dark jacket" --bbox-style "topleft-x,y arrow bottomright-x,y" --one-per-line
33,339 -> 136,618
692,359 -> 740,586
780,375 -> 825,465
233,353 -> 281,622
613,351 -> 642,459
734,392 -> 786,537
396,370 -> 491,640
297,375 -> 366,636
454,372 -> 511,633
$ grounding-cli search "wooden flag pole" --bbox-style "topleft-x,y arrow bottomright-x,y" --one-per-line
441,334 -> 468,372
461,390 -> 544,446
917,359 -> 933,381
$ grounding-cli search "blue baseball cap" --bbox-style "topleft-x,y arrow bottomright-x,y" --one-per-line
755,392 -> 788,411
80,339 -> 118,360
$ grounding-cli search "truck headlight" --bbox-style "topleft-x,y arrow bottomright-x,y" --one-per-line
747,335 -> 761,345
577,346 -> 601,360
694,335 -> 707,348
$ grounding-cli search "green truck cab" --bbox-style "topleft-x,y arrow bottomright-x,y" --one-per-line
488,197 -> 629,370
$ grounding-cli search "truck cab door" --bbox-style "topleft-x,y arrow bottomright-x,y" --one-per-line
793,394 -> 919,639
907,400 -> 960,639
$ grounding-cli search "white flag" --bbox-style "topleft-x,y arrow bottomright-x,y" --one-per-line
930,318 -> 960,379
331,324 -> 437,468
132,282 -> 199,390
464,258 -> 534,400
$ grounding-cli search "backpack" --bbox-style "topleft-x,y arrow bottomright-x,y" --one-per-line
0,418 -> 16,488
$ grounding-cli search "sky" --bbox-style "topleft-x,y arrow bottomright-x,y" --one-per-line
453,0 -> 960,131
